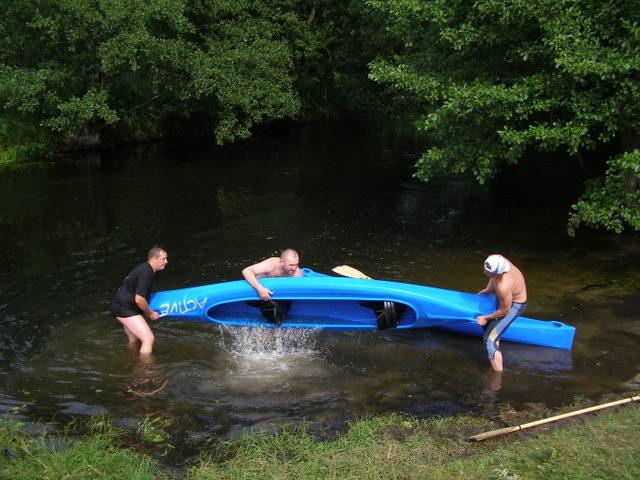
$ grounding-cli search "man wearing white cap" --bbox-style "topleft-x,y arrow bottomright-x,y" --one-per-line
476,254 -> 527,371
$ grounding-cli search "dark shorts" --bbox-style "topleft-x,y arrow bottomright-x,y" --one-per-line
110,300 -> 142,319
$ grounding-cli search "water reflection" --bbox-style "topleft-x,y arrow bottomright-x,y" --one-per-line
481,369 -> 503,400
125,354 -> 169,398
506,344 -> 574,375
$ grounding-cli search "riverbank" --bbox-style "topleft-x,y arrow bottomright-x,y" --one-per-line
0,143 -> 52,169
2,401 -> 638,479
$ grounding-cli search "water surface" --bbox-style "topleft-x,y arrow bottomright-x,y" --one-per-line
1,121 -> 639,447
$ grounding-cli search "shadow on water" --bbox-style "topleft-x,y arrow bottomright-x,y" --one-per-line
0,121 -> 639,454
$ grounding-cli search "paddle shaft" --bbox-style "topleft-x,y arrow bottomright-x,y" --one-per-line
467,395 -> 640,442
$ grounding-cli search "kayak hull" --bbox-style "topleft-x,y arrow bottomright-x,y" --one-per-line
149,269 -> 575,349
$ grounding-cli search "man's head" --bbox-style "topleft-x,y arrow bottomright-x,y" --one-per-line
148,245 -> 168,272
483,254 -> 509,277
279,248 -> 300,276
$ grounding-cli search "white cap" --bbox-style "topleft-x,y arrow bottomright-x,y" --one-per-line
484,254 -> 510,274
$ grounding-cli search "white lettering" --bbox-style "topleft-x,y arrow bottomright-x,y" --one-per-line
160,296 -> 208,317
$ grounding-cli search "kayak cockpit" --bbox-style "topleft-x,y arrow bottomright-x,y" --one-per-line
206,299 -> 417,330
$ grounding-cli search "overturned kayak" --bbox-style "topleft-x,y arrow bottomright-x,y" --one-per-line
149,268 -> 575,349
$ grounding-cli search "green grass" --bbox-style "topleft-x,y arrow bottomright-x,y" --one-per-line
0,418 -> 162,480
2,405 -> 639,479
137,414 -> 173,445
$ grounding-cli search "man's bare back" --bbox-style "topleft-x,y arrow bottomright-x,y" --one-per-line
488,264 -> 527,304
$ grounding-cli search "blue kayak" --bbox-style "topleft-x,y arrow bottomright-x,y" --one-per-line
149,268 -> 575,349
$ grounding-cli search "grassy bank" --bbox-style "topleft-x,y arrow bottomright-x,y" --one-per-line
2,404 -> 639,479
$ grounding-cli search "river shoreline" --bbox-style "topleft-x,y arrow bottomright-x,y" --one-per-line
2,397 -> 639,479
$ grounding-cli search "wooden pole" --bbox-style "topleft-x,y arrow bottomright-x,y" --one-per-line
466,395 -> 640,442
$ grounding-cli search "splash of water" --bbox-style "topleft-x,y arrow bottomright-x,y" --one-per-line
213,326 -> 322,378
222,326 -> 318,356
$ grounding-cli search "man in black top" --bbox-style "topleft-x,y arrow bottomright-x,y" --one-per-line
111,245 -> 168,355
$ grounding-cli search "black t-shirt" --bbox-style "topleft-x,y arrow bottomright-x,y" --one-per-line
111,262 -> 155,317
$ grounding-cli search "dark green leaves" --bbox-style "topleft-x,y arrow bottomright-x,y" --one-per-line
368,0 -> 640,234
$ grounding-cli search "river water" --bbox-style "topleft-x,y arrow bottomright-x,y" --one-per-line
1,121 -> 639,448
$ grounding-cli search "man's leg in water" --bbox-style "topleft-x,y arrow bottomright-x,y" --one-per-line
483,320 -> 510,371
491,350 -> 504,372
482,303 -> 525,371
117,315 -> 155,354
121,324 -> 139,347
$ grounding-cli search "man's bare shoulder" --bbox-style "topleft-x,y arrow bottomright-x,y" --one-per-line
496,274 -> 515,293
248,257 -> 279,276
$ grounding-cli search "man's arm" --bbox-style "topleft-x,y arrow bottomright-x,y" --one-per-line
476,282 -> 513,326
242,258 -> 277,301
135,294 -> 159,320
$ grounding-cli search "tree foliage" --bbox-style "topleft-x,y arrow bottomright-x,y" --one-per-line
1,0 -> 638,234
0,0 -> 386,149
368,0 -> 640,234
0,0 -> 195,144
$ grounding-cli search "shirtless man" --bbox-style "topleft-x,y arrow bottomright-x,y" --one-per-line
242,248 -> 303,301
110,246 -> 168,355
476,254 -> 527,372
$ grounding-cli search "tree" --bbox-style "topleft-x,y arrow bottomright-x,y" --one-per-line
0,0 -> 194,146
0,0 -> 316,148
368,0 -> 640,234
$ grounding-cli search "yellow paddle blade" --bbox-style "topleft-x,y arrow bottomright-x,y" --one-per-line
331,265 -> 372,279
